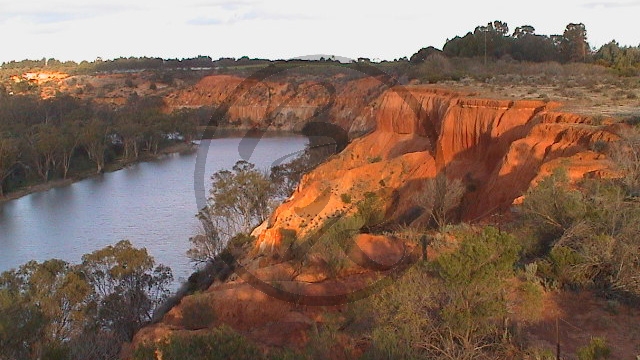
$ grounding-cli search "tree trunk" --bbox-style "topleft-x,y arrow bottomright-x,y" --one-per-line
61,149 -> 75,179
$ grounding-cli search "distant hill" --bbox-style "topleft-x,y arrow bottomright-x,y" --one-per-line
290,54 -> 355,63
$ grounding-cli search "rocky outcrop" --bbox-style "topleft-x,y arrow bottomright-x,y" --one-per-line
164,75 -> 385,136
254,87 -> 618,250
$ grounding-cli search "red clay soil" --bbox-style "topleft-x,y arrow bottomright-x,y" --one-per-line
526,290 -> 640,358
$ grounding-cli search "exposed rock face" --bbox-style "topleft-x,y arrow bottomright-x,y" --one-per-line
255,87 -> 617,250
128,87 -> 620,357
164,74 -> 385,136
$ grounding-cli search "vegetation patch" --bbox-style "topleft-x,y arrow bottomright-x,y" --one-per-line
180,293 -> 216,330
133,325 -> 262,360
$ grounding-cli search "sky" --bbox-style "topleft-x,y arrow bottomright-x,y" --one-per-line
1,0 -> 639,64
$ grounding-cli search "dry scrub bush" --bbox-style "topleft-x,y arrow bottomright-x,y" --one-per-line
353,227 -> 521,359
416,172 -> 466,231
133,325 -> 261,360
180,294 -> 216,330
520,162 -> 640,298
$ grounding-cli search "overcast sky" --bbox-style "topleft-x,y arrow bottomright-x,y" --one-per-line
1,0 -> 639,63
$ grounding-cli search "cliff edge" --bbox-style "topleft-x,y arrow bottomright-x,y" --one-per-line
255,87 -> 617,250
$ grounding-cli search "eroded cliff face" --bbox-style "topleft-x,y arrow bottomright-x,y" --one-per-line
254,87 -> 618,250
128,87 -> 620,357
164,74 -> 385,136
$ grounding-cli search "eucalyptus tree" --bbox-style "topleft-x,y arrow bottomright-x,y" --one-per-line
25,123 -> 61,181
80,240 -> 173,341
81,118 -> 110,174
189,160 -> 276,263
0,136 -> 19,196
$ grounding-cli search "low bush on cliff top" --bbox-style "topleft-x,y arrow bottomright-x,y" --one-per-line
576,337 -> 611,360
347,226 -> 520,359
518,163 -> 640,300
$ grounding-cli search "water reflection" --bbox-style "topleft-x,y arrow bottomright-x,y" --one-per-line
0,135 -> 308,289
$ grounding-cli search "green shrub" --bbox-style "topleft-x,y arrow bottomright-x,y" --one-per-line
524,347 -> 556,359
590,140 -> 609,153
229,233 -> 254,249
266,347 -> 306,360
356,192 -> 384,227
132,343 -> 156,360
604,299 -> 620,315
314,216 -> 363,276
623,115 -> 640,126
358,264 -> 432,359
322,215 -> 363,247
340,193 -> 351,204
297,192 -> 384,277
521,168 -> 586,240
279,228 -> 303,261
362,325 -> 419,359
576,337 -> 611,360
548,245 -> 587,287
41,343 -> 71,360
133,325 -> 262,360
519,165 -> 640,299
518,280 -> 544,322
523,262 -> 539,283
359,227 -> 521,359
323,241 -> 351,278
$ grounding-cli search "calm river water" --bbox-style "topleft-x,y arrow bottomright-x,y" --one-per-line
0,134 -> 308,288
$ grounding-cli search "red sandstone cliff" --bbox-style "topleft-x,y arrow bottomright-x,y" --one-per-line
254,87 -> 617,250
127,87 -> 621,358
164,74 -> 385,136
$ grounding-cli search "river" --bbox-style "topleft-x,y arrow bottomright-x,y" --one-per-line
0,134 -> 308,288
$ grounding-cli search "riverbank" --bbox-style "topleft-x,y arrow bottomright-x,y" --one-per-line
0,142 -> 197,204
0,128 -> 307,205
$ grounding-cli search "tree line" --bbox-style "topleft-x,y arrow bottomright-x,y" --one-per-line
0,56 -> 272,75
408,20 -> 640,75
0,90 -> 205,196
436,21 -> 590,63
